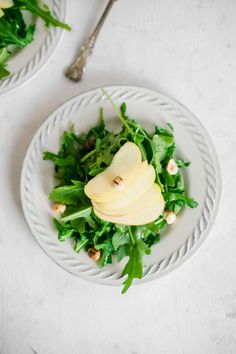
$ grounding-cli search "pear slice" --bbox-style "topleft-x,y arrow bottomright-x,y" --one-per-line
93,184 -> 163,216
0,0 -> 13,8
0,8 -> 4,17
84,142 -> 142,202
94,191 -> 165,225
92,162 -> 156,211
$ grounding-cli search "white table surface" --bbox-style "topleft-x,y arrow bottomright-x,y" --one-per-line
1,1 -> 235,353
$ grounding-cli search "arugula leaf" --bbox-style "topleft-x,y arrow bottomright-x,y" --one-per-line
112,229 -> 130,251
162,169 -> 176,188
167,122 -> 174,131
18,0 -> 71,30
164,192 -> 198,210
184,198 -> 198,208
116,244 -> 130,262
151,133 -> 175,192
99,240 -> 114,267
53,218 -> 77,241
176,159 -> 191,168
88,167 -> 105,177
0,63 -> 10,80
164,143 -> 175,162
0,48 -> 10,63
59,131 -> 79,155
0,18 -> 35,48
61,206 -> 92,222
49,181 -> 85,205
74,236 -> 89,253
87,107 -> 107,139
133,220 -> 164,247
43,152 -> 76,167
152,134 -> 174,161
155,126 -> 173,137
70,218 -> 86,234
122,227 -> 151,294
93,223 -> 110,246
145,233 -> 160,247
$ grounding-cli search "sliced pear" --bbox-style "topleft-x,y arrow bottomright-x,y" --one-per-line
84,142 -> 142,202
94,193 -> 165,225
0,8 -> 4,17
93,183 -> 163,216
93,162 -> 156,211
0,0 -> 13,8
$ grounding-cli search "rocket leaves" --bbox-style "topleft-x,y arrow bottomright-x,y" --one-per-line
0,0 -> 70,80
44,95 -> 198,293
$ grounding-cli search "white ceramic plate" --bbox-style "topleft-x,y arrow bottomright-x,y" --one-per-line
21,86 -> 221,287
0,0 -> 67,94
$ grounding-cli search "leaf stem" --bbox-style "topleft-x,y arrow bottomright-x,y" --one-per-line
128,226 -> 135,245
74,239 -> 88,253
80,149 -> 96,163
19,0 -> 71,30
156,174 -> 164,193
102,88 -> 133,134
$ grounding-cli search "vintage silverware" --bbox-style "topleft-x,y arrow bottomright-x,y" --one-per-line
65,0 -> 117,82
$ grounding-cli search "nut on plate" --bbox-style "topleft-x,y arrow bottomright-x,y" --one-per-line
112,176 -> 125,190
164,210 -> 176,225
88,248 -> 101,261
52,203 -> 66,215
166,159 -> 178,175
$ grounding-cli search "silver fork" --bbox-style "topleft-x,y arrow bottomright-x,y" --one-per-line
65,0 -> 117,82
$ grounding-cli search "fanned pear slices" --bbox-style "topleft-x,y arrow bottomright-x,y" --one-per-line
92,162 -> 155,212
93,184 -> 163,216
0,0 -> 13,7
84,142 -> 142,202
94,192 -> 164,225
0,0 -> 13,16
84,141 -> 165,225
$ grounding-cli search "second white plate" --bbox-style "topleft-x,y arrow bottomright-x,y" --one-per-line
21,86 -> 221,286
0,0 -> 67,94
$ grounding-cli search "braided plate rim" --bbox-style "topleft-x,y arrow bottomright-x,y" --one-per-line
0,0 -> 67,94
21,86 -> 221,286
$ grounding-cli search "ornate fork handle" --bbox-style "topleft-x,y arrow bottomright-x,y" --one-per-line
65,0 -> 117,82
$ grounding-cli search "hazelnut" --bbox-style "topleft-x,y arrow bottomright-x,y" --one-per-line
164,210 -> 176,225
52,203 -> 66,215
113,176 -> 125,190
166,159 -> 178,175
88,248 -> 101,261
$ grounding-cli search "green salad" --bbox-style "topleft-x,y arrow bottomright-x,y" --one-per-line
0,0 -> 71,80
44,92 -> 198,293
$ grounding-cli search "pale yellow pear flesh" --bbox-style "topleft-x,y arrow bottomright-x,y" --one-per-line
0,8 -> 4,16
93,183 -> 164,216
92,162 -> 156,212
85,141 -> 165,225
0,0 -> 13,8
94,190 -> 165,225
84,142 -> 142,202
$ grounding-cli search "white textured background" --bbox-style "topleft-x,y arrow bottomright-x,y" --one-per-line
1,0 -> 236,353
